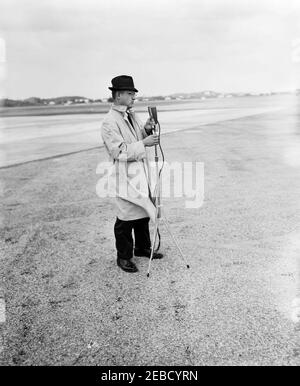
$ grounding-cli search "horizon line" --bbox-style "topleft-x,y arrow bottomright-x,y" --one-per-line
1,88 -> 297,101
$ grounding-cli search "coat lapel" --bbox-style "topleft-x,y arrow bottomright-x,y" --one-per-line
129,111 -> 143,140
124,113 -> 139,140
111,109 -> 138,142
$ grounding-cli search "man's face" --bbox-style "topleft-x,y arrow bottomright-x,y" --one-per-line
117,91 -> 136,108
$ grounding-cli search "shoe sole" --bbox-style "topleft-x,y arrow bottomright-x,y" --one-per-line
118,268 -> 138,273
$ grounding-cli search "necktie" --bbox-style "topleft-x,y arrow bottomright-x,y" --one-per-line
126,112 -> 138,139
127,112 -> 134,128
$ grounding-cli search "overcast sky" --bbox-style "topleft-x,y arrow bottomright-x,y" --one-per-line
0,0 -> 299,99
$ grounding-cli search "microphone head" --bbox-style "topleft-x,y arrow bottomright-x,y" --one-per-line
148,106 -> 158,124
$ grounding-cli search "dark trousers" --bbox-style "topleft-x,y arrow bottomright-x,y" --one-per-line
114,217 -> 151,260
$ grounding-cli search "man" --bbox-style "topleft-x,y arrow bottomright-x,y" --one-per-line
101,75 -> 163,273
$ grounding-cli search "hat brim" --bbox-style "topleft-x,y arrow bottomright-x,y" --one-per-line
108,86 -> 138,92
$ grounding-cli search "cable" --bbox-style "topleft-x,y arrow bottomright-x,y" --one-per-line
153,121 -> 164,253
157,122 -> 165,178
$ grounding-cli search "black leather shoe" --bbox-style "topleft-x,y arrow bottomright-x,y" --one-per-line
134,249 -> 164,259
117,257 -> 138,273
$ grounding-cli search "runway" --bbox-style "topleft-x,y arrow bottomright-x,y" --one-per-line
0,95 -> 293,168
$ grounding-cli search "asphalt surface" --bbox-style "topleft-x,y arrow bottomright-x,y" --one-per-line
0,95 -> 289,167
0,104 -> 300,365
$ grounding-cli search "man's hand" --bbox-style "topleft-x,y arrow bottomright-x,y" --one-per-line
144,118 -> 156,135
142,134 -> 159,147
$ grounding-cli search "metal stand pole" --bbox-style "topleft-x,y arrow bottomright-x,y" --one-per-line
147,132 -> 190,277
147,214 -> 159,277
147,143 -> 160,277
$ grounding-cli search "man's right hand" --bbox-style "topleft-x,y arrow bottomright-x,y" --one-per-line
143,134 -> 159,147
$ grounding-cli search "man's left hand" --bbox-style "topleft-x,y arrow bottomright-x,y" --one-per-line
144,118 -> 156,135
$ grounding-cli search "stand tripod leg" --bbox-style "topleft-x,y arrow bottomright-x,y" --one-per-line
147,220 -> 159,277
161,212 -> 190,269
147,141 -> 161,277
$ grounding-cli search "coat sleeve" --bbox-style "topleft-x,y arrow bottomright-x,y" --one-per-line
101,119 -> 146,162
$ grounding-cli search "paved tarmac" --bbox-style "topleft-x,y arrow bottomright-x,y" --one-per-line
0,95 -> 291,167
0,100 -> 299,365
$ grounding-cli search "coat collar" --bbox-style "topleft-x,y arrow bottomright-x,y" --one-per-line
111,104 -> 135,115
110,104 -> 141,141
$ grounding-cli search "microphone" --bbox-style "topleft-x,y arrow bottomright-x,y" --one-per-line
148,106 -> 158,124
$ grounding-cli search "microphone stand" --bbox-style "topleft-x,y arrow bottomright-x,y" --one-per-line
146,108 -> 190,277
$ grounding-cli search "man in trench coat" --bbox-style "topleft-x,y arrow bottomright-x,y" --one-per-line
101,75 -> 164,273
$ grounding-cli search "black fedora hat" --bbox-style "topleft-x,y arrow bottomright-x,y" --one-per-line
108,75 -> 138,92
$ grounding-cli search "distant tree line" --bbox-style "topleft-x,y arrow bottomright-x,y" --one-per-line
0,96 -> 103,107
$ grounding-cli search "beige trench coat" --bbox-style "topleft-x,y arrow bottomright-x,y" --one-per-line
101,104 -> 156,222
